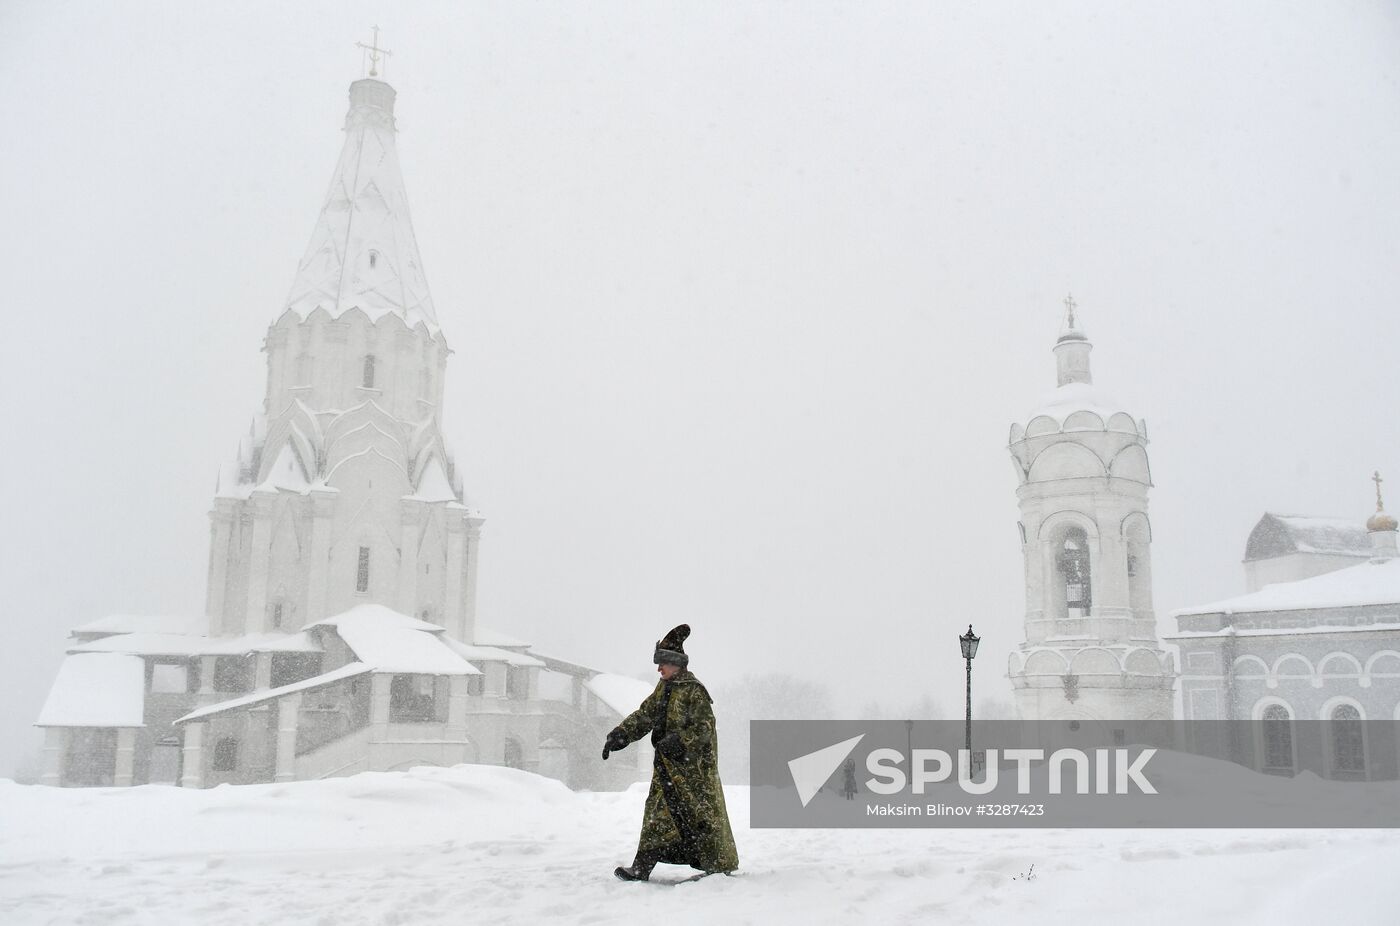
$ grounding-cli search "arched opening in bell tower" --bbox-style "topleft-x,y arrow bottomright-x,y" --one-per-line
1055,527 -> 1092,619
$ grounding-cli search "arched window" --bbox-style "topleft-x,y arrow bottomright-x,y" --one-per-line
504,737 -> 524,770
1056,527 -> 1092,619
368,249 -> 379,270
362,354 -> 377,389
1330,704 -> 1365,773
212,737 -> 239,772
1262,704 -> 1293,773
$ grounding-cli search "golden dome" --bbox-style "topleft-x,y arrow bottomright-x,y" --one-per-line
1368,511 -> 1398,532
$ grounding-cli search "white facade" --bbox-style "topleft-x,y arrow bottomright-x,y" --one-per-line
206,77 -> 480,644
34,76 -> 651,791
1006,302 -> 1176,721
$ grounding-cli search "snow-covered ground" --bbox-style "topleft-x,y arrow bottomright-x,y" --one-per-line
1,765 -> 1396,925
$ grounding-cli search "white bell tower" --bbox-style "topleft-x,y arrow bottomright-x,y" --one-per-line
1006,298 -> 1175,721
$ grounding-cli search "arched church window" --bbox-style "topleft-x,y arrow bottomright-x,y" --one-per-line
1056,527 -> 1092,619
212,737 -> 239,772
1330,704 -> 1365,773
368,250 -> 379,270
363,355 -> 377,389
1262,704 -> 1293,773
356,546 -> 371,593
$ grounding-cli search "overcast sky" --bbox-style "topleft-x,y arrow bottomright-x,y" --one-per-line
2,1 -> 1399,775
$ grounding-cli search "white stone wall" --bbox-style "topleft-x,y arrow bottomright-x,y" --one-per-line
206,310 -> 480,639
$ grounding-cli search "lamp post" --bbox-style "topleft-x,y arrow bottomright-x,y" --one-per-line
959,624 -> 980,758
905,718 -> 913,768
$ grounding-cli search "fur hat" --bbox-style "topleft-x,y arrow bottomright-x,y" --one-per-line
653,624 -> 690,668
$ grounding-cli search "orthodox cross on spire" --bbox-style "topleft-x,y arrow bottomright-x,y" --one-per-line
1063,293 -> 1078,329
355,26 -> 393,78
1374,470 -> 1386,512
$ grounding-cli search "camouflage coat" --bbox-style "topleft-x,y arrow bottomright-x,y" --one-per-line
615,671 -> 739,872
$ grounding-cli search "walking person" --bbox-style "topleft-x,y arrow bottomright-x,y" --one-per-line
842,757 -> 858,801
602,624 -> 739,881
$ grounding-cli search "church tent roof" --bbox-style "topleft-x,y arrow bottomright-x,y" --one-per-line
281,78 -> 440,335
36,654 -> 146,727
1243,513 -> 1371,561
1174,556 -> 1400,616
175,663 -> 373,724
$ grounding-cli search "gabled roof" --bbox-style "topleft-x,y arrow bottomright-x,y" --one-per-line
1244,513 -> 1371,561
307,604 -> 479,675
473,626 -> 532,649
36,654 -> 146,727
281,78 -> 439,334
585,674 -> 655,717
72,614 -> 204,637
442,638 -> 545,668
70,631 -> 321,657
1174,556 -> 1400,617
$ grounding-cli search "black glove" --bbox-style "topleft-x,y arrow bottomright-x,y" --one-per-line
655,731 -> 685,761
602,728 -> 626,760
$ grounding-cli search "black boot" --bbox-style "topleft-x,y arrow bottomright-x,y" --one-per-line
614,850 -> 659,882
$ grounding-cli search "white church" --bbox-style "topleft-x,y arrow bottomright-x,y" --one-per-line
35,72 -> 651,789
1004,299 -> 1399,778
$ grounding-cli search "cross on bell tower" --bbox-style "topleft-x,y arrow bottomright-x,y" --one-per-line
355,26 -> 393,78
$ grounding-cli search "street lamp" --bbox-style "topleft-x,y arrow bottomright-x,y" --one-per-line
905,718 -> 913,768
959,624 -> 981,758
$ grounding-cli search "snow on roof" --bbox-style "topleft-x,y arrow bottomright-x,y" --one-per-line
70,631 -> 322,657
176,663 -> 372,724
1022,382 -> 1133,426
255,443 -> 311,494
408,456 -> 458,503
1244,513 -> 1371,561
72,614 -> 204,636
281,79 -> 440,335
1168,622 -> 1400,640
309,605 -> 478,675
473,626 -> 532,648
442,638 -> 544,668
585,674 -> 655,717
307,604 -> 443,633
1174,556 -> 1400,617
36,654 -> 146,727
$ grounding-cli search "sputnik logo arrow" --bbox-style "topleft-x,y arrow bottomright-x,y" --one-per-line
788,734 -> 865,807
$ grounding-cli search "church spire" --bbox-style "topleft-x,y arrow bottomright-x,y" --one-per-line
1053,294 -> 1092,386
282,58 -> 439,333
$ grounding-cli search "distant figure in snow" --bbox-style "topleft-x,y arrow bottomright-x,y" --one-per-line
842,758 -> 858,800
602,624 -> 739,882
